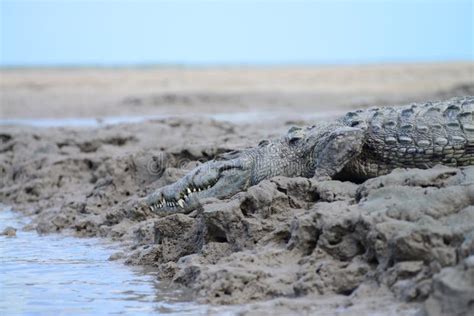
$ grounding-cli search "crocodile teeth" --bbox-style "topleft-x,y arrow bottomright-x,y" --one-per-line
193,188 -> 197,192
207,185 -> 211,189
178,199 -> 185,208
187,188 -> 192,194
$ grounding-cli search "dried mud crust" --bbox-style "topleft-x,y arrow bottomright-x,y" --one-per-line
1,120 -> 473,315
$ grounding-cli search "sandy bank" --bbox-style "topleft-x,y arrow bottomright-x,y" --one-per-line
1,63 -> 473,119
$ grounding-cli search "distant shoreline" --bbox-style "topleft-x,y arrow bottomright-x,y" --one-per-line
1,62 -> 472,120
1,60 -> 472,71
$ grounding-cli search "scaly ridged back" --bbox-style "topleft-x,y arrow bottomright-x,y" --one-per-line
342,96 -> 474,178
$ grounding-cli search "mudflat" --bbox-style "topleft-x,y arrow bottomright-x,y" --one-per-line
1,62 -> 473,119
1,63 -> 473,315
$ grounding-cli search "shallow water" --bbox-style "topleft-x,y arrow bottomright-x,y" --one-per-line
0,207 -> 208,315
0,111 -> 344,128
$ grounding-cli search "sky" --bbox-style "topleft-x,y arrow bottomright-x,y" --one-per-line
0,0 -> 472,66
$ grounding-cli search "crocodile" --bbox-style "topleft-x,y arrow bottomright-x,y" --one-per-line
144,96 -> 474,214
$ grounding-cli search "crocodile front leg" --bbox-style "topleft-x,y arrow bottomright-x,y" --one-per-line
312,126 -> 365,180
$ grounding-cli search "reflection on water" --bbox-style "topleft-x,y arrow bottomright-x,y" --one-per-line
0,208 -> 207,315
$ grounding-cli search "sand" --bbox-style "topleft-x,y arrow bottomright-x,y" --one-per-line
1,62 -> 473,119
1,63 -> 473,315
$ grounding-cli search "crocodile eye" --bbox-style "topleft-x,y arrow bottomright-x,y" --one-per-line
350,120 -> 363,127
258,140 -> 269,147
288,135 -> 303,145
287,127 -> 305,145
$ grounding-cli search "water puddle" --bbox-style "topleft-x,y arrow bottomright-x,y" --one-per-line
0,207 -> 208,315
0,111 -> 344,128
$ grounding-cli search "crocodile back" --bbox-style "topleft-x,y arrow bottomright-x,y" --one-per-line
342,96 -> 474,178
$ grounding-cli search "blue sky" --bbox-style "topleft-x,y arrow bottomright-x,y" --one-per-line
0,0 -> 472,66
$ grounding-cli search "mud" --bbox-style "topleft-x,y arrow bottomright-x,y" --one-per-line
1,113 -> 473,315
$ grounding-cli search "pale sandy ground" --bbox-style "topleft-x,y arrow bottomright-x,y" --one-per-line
1,62 -> 473,119
1,63 -> 474,315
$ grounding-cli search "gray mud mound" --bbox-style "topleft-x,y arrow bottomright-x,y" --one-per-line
1,120 -> 473,315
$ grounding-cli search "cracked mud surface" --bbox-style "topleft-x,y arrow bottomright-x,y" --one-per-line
1,115 -> 473,315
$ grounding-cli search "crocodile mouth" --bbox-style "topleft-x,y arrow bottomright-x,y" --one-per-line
148,178 -> 219,211
146,159 -> 249,213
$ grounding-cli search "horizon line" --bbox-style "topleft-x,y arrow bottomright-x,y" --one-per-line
1,59 -> 472,70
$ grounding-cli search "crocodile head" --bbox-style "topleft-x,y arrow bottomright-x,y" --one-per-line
145,158 -> 253,214
142,124 -> 331,215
